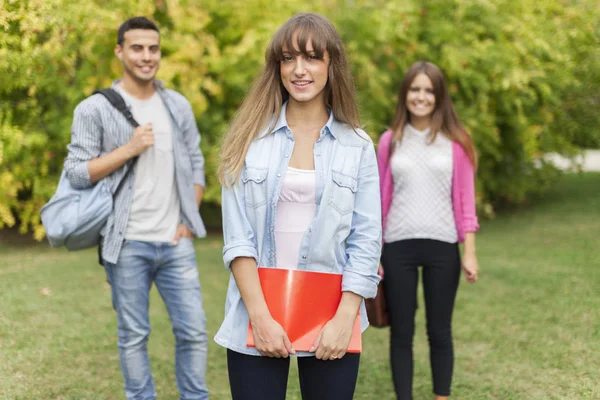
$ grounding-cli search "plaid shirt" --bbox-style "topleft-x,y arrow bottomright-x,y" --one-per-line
64,80 -> 206,264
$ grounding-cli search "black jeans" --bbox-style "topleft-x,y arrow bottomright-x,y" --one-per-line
382,239 -> 461,399
227,349 -> 360,400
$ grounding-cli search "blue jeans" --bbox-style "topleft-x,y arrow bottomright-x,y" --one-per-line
104,238 -> 209,400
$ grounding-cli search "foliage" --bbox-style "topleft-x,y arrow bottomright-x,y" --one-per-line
1,0 -> 599,237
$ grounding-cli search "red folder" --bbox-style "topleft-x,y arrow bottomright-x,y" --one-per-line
247,267 -> 362,353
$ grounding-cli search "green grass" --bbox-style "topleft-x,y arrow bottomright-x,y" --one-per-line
1,173 -> 599,399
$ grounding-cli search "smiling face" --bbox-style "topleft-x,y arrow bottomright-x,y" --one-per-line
406,73 -> 436,123
115,29 -> 161,84
279,35 -> 330,107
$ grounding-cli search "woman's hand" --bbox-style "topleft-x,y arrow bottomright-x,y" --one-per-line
309,314 -> 355,360
378,262 -> 384,279
250,315 -> 295,358
461,252 -> 479,283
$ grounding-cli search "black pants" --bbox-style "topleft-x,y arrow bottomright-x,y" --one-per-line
382,239 -> 461,399
227,349 -> 360,400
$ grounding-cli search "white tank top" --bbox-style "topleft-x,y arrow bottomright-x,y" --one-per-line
275,167 -> 317,269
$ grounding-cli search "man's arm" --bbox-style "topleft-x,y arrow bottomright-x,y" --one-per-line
180,99 -> 206,188
172,96 -> 205,243
87,146 -> 134,184
87,123 -> 154,183
64,100 -> 155,187
64,102 -> 104,189
194,184 -> 204,207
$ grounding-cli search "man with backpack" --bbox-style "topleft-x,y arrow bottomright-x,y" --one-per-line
63,17 -> 209,400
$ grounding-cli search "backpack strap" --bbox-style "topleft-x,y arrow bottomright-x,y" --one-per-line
90,88 -> 141,265
93,88 -> 140,128
93,88 -> 140,197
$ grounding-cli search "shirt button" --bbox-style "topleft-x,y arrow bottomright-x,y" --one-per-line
277,173 -> 281,178
302,255 -> 307,259
285,154 -> 289,158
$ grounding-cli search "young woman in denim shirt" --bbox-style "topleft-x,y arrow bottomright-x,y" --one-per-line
377,61 -> 480,400
216,12 -> 381,400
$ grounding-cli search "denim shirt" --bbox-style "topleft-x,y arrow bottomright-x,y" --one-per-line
63,80 -> 207,264
214,103 -> 382,356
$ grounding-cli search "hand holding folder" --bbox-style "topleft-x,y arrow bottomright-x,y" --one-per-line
247,267 -> 362,353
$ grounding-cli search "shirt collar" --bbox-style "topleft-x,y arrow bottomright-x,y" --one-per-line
270,102 -> 290,134
322,109 -> 337,139
270,101 -> 338,139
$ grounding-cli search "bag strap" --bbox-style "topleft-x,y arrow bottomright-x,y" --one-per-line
93,88 -> 140,128
93,88 -> 140,195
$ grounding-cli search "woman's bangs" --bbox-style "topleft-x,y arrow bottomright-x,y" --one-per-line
274,22 -> 328,61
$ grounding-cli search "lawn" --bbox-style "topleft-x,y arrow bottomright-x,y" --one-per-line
1,173 -> 599,399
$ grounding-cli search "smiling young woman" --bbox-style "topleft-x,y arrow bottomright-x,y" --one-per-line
216,12 -> 381,400
377,61 -> 479,400
279,36 -> 330,106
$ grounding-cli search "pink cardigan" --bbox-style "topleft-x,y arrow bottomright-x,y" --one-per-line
377,129 -> 479,243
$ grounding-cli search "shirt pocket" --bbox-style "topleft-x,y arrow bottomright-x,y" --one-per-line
242,167 -> 268,209
329,170 -> 358,215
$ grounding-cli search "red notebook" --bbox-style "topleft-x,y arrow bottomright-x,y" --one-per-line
247,267 -> 362,353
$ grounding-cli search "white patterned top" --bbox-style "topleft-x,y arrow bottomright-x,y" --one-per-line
383,124 -> 457,244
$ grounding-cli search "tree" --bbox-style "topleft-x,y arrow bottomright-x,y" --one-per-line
1,0 -> 598,238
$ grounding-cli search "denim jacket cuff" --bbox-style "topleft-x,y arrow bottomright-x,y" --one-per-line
342,269 -> 379,299
222,241 -> 258,270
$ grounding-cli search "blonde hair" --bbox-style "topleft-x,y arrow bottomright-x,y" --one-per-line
218,12 -> 360,186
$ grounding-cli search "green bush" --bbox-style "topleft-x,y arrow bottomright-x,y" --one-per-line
1,0 -> 598,238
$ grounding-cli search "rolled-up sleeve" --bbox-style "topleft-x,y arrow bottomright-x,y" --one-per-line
222,177 -> 258,269
342,142 -> 382,299
63,102 -> 102,189
181,101 -> 206,187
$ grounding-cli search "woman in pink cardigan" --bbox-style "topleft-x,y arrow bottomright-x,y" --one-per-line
377,61 -> 479,400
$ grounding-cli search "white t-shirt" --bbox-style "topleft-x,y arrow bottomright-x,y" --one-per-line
117,88 -> 180,242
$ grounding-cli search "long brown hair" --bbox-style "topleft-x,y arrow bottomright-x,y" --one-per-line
218,12 -> 360,186
389,61 -> 477,169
